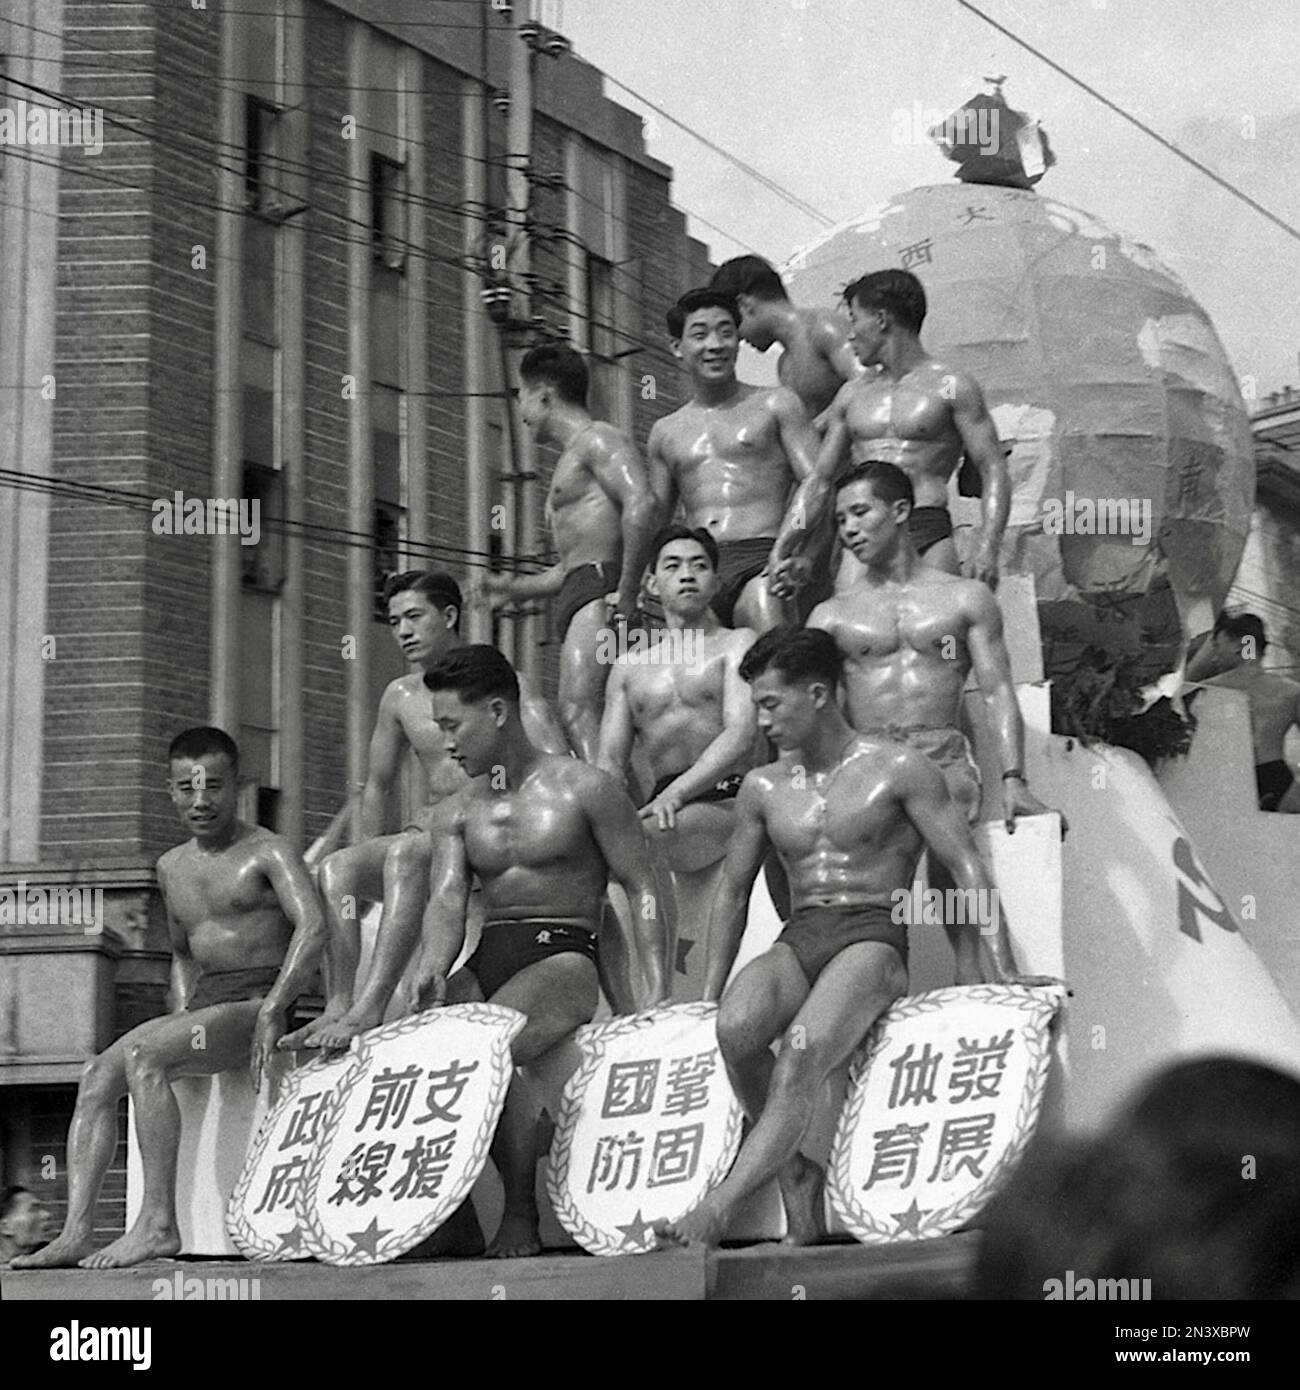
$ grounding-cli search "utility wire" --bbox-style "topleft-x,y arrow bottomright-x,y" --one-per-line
953,0 -> 1300,246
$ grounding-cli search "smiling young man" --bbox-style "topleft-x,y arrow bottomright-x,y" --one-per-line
313,645 -> 669,1256
653,628 -> 1043,1251
769,268 -> 1010,595
15,728 -> 324,1270
646,288 -> 820,633
485,344 -> 658,761
282,571 -> 567,1050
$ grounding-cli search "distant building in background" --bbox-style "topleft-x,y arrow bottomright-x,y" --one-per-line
1239,386 -> 1300,674
0,0 -> 710,1220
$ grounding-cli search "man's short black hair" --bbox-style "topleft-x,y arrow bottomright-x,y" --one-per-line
519,342 -> 589,407
1214,610 -> 1267,655
383,570 -> 463,632
710,255 -> 788,303
739,625 -> 844,689
168,727 -> 239,771
835,459 -> 916,511
667,288 -> 741,340
843,268 -> 927,334
1,1185 -> 32,1221
651,524 -> 719,571
423,644 -> 520,705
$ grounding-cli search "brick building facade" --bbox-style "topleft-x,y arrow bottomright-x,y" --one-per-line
0,0 -> 712,1225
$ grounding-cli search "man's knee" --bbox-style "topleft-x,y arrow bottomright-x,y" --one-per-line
717,995 -> 773,1064
385,831 -> 430,878
123,1037 -> 170,1088
319,849 -> 356,898
78,1052 -> 126,1108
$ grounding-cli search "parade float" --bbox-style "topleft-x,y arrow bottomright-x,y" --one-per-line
18,88 -> 1297,1304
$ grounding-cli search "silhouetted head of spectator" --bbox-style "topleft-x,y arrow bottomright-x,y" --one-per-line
975,1057 -> 1300,1299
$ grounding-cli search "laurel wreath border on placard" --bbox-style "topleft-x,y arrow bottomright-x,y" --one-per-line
827,984 -> 1065,1246
226,1051 -> 365,1262
544,1001 -> 744,1257
295,1003 -> 526,1267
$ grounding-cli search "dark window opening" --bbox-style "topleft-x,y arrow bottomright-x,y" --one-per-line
371,153 -> 407,272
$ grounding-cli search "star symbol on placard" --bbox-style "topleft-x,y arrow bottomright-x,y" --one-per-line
275,1225 -> 306,1256
347,1216 -> 393,1257
675,936 -> 694,977
615,1208 -> 655,1250
891,1199 -> 930,1237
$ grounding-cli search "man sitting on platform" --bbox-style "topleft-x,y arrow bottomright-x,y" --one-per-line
16,727 -> 325,1270
806,461 -> 1055,984
282,571 -> 567,1050
310,646 -> 669,1258
485,344 -> 658,761
597,525 -> 758,998
654,628 -> 1044,1250
1185,611 -> 1300,812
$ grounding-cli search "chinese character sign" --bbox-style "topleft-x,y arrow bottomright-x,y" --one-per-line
829,984 -> 1064,1245
297,1003 -> 525,1266
547,1003 -> 742,1255
227,1051 -> 361,1261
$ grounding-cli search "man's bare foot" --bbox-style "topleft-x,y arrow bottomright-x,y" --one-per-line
11,1229 -> 95,1269
779,1153 -> 826,1246
485,1207 -> 541,1259
279,1006 -> 347,1052
308,1007 -> 382,1051
653,1195 -> 729,1250
78,1218 -> 181,1269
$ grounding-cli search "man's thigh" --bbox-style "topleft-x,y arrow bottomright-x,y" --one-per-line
649,801 -> 736,874
490,953 -> 600,1065
721,944 -> 810,1048
920,537 -> 960,575
323,836 -> 399,903
790,942 -> 907,1069
130,1000 -> 264,1079
560,599 -> 613,701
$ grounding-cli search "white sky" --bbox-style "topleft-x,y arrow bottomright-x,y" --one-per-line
563,0 -> 1300,397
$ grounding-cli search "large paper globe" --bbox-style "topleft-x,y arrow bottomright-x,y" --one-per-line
782,183 -> 1254,619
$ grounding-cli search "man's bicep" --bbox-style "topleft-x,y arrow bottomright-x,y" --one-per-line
720,783 -> 770,891
596,666 -> 634,767
261,840 -> 321,922
585,775 -> 652,879
365,686 -> 407,785
953,377 -> 1001,461
592,437 -> 648,504
646,428 -> 677,512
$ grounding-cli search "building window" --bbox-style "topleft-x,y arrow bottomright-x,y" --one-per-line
245,96 -> 282,217
585,253 -> 616,417
371,153 -> 407,272
241,461 -> 285,593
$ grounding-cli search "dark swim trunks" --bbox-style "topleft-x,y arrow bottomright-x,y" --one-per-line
554,561 -> 620,640
909,505 -> 954,555
1256,760 -> 1296,812
776,902 -> 908,985
190,967 -> 283,1010
465,919 -> 598,999
648,771 -> 745,805
712,537 -> 776,627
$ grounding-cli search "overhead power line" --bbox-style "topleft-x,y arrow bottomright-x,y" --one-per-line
953,0 -> 1300,247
